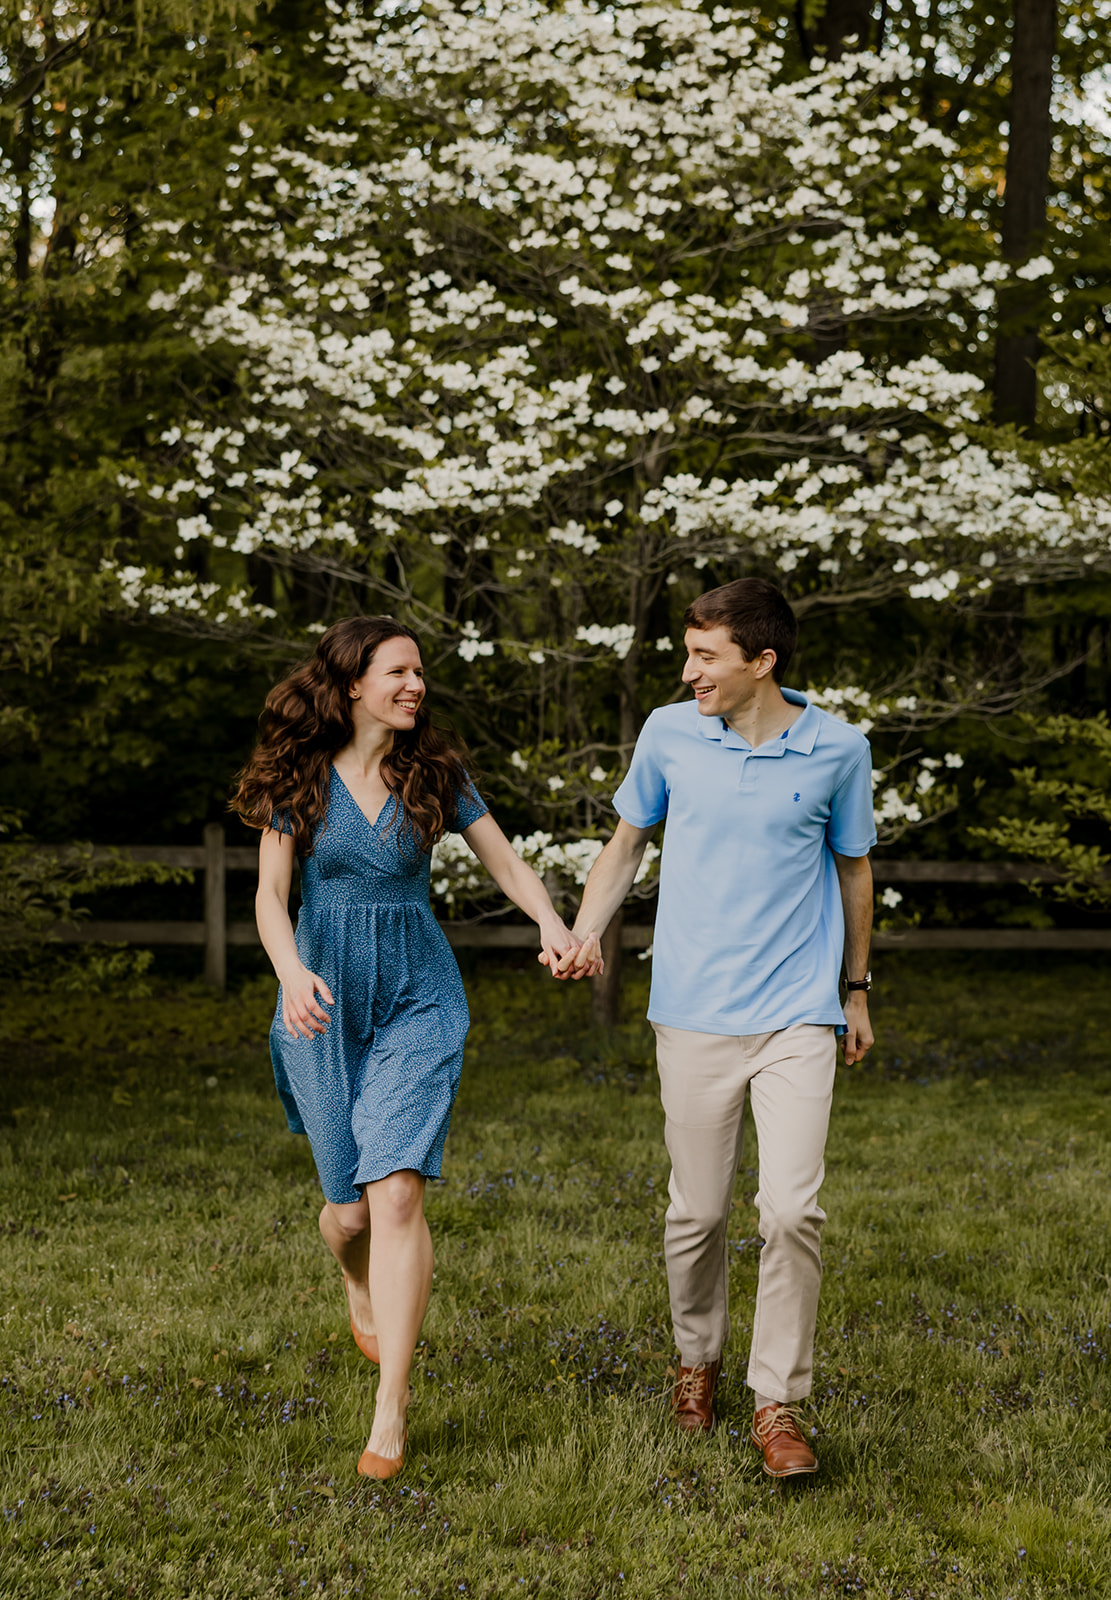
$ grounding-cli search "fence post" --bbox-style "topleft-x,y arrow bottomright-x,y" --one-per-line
203,823 -> 227,990
590,908 -> 623,1028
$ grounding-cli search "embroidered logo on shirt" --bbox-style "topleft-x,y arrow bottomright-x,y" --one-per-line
793,793 -> 801,802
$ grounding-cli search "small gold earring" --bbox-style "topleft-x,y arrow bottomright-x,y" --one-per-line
350,692 -> 361,700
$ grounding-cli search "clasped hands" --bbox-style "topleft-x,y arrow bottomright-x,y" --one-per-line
536,917 -> 605,982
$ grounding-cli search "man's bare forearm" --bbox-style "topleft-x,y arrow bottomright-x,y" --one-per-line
572,822 -> 653,939
833,851 -> 874,1063
834,852 -> 873,980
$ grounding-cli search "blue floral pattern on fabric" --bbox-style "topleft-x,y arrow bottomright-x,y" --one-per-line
269,767 -> 488,1203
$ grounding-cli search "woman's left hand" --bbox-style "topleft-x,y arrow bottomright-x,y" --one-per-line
536,917 -> 583,977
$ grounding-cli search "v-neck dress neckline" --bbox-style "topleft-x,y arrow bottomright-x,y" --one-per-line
330,762 -> 396,835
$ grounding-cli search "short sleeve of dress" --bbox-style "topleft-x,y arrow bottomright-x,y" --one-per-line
613,712 -> 669,828
450,775 -> 489,833
270,810 -> 294,837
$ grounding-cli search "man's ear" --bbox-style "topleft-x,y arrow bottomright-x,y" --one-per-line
752,649 -> 778,681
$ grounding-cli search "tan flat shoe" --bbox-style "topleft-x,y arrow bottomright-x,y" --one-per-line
342,1272 -> 380,1364
357,1426 -> 406,1481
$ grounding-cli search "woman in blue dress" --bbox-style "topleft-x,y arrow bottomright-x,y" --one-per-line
234,616 -> 581,1479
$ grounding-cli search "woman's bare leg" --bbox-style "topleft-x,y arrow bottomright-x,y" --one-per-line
363,1169 -> 432,1458
319,1194 -> 375,1341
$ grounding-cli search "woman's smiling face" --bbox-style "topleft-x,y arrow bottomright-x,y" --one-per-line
350,635 -> 426,731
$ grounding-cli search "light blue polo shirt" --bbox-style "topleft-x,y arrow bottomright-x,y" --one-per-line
612,690 -> 876,1036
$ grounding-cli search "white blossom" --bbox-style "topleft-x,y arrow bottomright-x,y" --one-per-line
575,623 -> 637,659
457,621 -> 495,662
109,0 -> 1111,852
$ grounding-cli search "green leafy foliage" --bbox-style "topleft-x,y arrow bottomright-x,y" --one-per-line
0,0 -> 333,837
0,813 -> 190,990
972,712 -> 1111,905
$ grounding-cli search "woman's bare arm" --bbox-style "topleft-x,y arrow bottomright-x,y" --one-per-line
256,828 -> 334,1037
459,812 -> 582,975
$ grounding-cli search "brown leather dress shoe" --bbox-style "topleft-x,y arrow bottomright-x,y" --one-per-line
750,1403 -> 818,1476
671,1358 -> 722,1434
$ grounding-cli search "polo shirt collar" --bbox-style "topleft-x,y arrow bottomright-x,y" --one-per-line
696,686 -> 819,755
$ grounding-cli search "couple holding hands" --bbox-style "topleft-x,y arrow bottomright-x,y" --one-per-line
238,579 -> 875,1483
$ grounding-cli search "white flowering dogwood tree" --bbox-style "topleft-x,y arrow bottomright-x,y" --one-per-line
107,0 -> 1111,906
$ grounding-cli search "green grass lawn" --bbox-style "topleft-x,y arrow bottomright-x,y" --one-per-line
2,956 -> 1111,1599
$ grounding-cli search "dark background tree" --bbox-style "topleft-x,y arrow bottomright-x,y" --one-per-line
0,0 -> 337,841
994,0 -> 1058,429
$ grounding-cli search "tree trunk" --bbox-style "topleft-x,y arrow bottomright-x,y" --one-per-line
590,908 -> 623,1028
993,0 -> 1058,429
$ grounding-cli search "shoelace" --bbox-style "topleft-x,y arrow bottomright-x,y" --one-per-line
674,1364 -> 713,1403
754,1403 -> 805,1441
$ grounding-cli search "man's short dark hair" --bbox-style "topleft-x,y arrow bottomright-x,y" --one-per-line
683,578 -> 798,684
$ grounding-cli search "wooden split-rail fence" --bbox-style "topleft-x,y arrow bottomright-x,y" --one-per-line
29,826 -> 1111,1020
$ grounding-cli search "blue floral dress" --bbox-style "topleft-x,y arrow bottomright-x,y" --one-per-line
269,767 -> 488,1204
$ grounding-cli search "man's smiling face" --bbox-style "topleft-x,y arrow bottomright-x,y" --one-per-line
681,624 -> 766,722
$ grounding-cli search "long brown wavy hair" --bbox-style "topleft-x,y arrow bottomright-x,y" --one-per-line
232,617 -> 475,857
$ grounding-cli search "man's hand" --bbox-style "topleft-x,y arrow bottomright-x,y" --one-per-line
840,991 -> 873,1065
535,917 -> 583,977
554,930 -> 605,980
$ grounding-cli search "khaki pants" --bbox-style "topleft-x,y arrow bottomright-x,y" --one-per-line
653,1022 -> 837,1404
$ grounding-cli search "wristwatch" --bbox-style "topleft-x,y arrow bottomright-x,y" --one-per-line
844,971 -> 872,993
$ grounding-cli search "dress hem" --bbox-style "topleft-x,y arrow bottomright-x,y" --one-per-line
354,1159 -> 443,1188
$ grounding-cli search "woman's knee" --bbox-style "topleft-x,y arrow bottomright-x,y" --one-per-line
368,1170 -> 426,1228
322,1197 -> 369,1244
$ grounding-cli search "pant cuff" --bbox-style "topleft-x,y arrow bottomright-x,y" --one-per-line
746,1370 -> 811,1406
679,1349 -> 723,1368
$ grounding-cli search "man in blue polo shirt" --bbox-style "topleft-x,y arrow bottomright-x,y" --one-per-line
560,578 -> 875,1477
